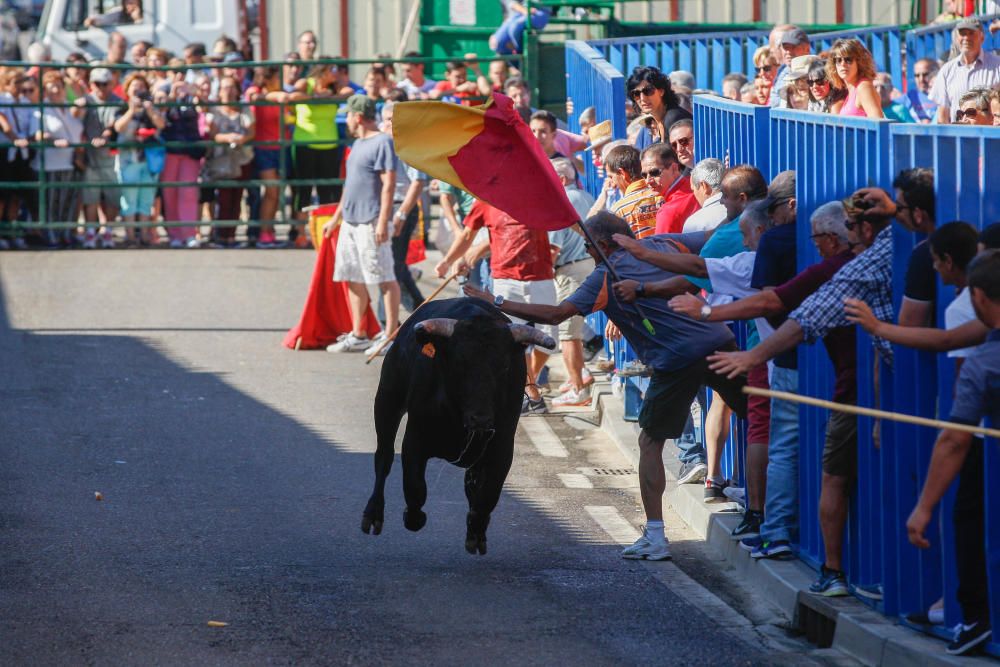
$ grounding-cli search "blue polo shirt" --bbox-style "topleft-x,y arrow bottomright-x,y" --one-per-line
566,237 -> 735,372
950,329 -> 1000,428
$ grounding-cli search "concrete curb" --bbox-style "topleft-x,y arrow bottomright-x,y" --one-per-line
591,385 -> 996,667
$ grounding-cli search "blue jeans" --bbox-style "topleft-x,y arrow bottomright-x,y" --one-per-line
676,387 -> 707,464
759,366 -> 799,544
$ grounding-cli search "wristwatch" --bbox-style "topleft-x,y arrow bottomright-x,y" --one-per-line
699,304 -> 712,321
494,294 -> 505,308
635,282 -> 646,297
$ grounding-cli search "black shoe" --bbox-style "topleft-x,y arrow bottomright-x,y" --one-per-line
947,621 -> 991,655
521,396 -> 547,415
731,510 -> 762,539
704,478 -> 729,503
677,460 -> 707,484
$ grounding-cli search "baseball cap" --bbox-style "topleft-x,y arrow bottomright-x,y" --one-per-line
90,67 -> 113,84
785,55 -> 821,80
345,94 -> 376,119
780,28 -> 809,46
956,18 -> 984,32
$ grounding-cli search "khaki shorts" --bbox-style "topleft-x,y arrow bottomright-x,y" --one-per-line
493,277 -> 559,351
81,163 -> 122,207
554,258 -> 594,341
333,220 -> 395,285
822,409 -> 858,477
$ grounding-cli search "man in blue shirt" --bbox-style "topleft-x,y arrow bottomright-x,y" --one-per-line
906,249 -> 1000,656
464,211 -> 747,562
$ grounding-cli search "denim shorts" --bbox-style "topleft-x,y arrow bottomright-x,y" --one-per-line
253,147 -> 281,174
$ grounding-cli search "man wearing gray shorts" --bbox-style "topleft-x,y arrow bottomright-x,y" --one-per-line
79,67 -> 122,248
324,95 -> 400,355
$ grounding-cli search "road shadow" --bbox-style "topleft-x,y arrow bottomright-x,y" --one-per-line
0,271 -> 769,666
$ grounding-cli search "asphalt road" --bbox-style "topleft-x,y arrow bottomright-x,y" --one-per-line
0,250 -> 846,666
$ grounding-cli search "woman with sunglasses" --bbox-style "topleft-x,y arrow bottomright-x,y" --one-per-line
806,59 -> 846,113
826,38 -> 883,119
627,65 -> 690,150
955,88 -> 994,126
752,46 -> 779,88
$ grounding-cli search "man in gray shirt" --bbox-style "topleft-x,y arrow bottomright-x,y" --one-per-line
324,95 -> 399,354
79,67 -> 122,248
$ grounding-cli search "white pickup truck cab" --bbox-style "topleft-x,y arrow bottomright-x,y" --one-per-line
36,0 -> 251,61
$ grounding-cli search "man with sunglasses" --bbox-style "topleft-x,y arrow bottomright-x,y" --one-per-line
79,67 -> 123,249
930,18 -> 1000,124
643,142 -> 698,235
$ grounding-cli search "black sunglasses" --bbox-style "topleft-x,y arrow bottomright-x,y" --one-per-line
630,85 -> 656,99
956,108 -> 982,120
641,167 -> 663,179
807,77 -> 827,85
755,65 -> 774,73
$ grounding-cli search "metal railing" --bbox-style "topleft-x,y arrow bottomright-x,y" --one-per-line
904,13 -> 1000,92
809,24 -> 906,91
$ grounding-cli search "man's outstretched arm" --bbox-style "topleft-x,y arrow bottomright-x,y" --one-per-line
463,285 -> 580,325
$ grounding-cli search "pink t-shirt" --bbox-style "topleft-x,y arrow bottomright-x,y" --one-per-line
839,85 -> 869,117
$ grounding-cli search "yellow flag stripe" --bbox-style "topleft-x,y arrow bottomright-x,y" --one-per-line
392,101 -> 487,193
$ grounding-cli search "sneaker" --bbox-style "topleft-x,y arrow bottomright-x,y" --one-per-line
583,335 -> 603,362
326,333 -> 371,353
12,237 -> 27,250
809,565 -> 849,597
365,339 -> 392,357
947,621 -> 992,656
731,511 -> 762,540
552,386 -> 591,407
704,478 -> 730,503
521,396 -> 547,415
677,461 -> 707,485
186,237 -> 200,249
723,486 -> 747,506
169,239 -> 183,249
558,368 -> 594,393
750,539 -> 793,560
100,232 -> 114,249
0,238 -> 9,250
851,583 -> 883,601
82,231 -> 97,249
293,235 -> 312,249
258,231 -> 277,248
621,529 -> 672,561
618,360 -> 652,377
739,535 -> 764,552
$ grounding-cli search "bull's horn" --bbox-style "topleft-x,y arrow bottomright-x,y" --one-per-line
415,318 -> 458,338
508,324 -> 556,349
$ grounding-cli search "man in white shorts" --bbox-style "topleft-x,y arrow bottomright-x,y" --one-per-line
436,198 -> 558,414
324,95 -> 400,354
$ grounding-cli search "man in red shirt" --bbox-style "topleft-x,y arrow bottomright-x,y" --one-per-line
435,200 -> 558,414
429,61 -> 479,106
644,143 -> 700,235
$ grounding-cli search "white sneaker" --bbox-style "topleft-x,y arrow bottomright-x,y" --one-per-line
558,368 -> 594,393
186,237 -> 201,249
100,232 -> 114,249
82,231 -> 97,249
365,339 -> 392,357
552,386 -> 591,407
621,529 -> 672,561
326,333 -> 370,353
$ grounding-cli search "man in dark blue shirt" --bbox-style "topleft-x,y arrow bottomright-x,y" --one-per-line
906,249 -> 1000,656
463,211 -> 747,562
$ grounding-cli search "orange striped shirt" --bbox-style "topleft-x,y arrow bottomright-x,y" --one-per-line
611,180 -> 663,239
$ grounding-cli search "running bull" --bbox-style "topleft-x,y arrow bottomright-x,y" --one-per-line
361,297 -> 555,555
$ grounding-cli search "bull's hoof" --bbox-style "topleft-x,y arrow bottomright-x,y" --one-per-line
403,508 -> 427,532
361,514 -> 383,535
465,533 -> 487,555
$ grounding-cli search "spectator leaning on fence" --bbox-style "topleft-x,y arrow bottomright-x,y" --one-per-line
806,58 -> 845,113
931,18 -> 1000,124
642,143 -> 699,235
683,158 -> 727,234
827,38 -> 883,119
905,58 -> 940,123
772,27 -> 811,106
874,72 -> 912,122
905,249 -> 1000,656
628,65 -> 691,151
778,55 -> 819,110
113,73 -> 165,247
601,144 -> 661,239
672,201 -> 858,593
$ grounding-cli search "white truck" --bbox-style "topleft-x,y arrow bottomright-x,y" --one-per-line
36,0 -> 255,61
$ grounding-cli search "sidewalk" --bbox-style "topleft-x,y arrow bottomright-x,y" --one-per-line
588,373 -> 997,667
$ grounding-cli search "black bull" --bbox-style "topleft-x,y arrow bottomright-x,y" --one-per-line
361,298 -> 555,555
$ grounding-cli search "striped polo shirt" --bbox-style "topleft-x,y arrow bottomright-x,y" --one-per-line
610,180 -> 663,239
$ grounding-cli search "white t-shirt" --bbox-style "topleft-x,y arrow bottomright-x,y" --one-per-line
945,288 -> 979,358
704,250 -> 775,341
683,193 -> 727,234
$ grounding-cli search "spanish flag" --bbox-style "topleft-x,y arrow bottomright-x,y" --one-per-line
392,93 -> 580,232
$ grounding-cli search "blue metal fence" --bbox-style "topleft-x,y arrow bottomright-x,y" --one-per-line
576,23 -> 1000,656
565,40 -> 627,198
904,14 -> 1000,93
588,31 -> 770,94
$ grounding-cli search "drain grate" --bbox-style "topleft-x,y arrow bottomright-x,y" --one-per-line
580,467 -> 635,476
